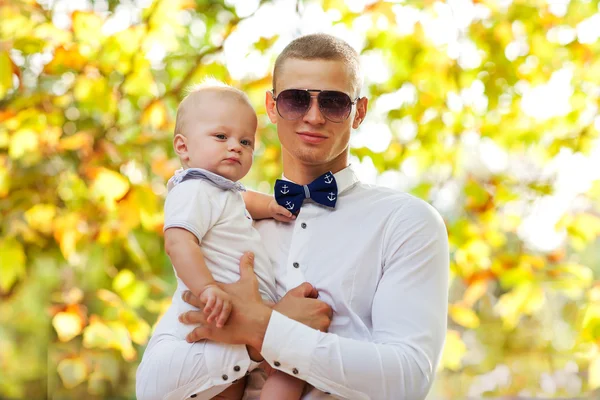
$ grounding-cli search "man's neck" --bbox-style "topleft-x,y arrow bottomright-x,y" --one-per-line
282,156 -> 348,185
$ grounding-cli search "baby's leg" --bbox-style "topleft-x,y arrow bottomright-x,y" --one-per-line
211,378 -> 246,400
260,370 -> 305,400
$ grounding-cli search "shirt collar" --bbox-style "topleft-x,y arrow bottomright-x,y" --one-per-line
281,165 -> 359,195
167,168 -> 246,192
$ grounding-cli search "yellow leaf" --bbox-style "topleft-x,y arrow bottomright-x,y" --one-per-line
24,204 -> 57,235
53,212 -> 82,259
9,129 -> 39,160
440,330 -> 466,371
463,279 -> 488,307
494,284 -> 545,329
43,45 -> 87,74
0,161 -> 9,197
589,356 -> 600,389
141,101 -> 168,129
83,316 -> 114,349
57,357 -> 88,389
449,304 -> 480,329
72,11 -> 104,48
0,50 -> 15,99
58,131 -> 94,152
0,238 -> 26,292
113,269 -> 150,308
120,309 -> 151,345
83,316 -> 136,361
113,269 -> 135,293
90,168 -> 130,206
97,289 -> 123,307
52,311 -> 84,342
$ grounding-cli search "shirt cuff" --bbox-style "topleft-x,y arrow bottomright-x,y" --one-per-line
204,342 -> 253,385
260,310 -> 320,379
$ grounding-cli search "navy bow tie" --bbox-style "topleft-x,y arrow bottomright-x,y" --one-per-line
274,172 -> 338,214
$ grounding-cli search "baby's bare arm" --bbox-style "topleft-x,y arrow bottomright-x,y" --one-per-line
165,227 -> 232,327
242,190 -> 273,220
242,190 -> 295,222
164,227 -> 216,296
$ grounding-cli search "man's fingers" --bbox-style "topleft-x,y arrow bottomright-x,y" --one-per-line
238,252 -> 255,281
182,290 -> 205,308
179,310 -> 207,325
290,282 -> 318,299
186,326 -> 212,343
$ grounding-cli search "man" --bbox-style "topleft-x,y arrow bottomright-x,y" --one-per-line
179,33 -> 449,399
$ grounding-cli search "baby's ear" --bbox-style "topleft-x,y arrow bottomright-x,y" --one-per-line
173,134 -> 188,159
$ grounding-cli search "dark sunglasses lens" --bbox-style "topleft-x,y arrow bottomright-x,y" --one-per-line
277,90 -> 310,120
318,91 -> 352,122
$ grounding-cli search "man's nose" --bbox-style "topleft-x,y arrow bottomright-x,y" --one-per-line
302,95 -> 326,125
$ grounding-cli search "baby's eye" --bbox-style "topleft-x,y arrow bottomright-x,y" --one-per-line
240,139 -> 253,146
215,134 -> 227,140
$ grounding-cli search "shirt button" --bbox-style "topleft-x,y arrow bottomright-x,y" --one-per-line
274,361 -> 281,367
292,368 -> 299,375
233,365 -> 240,372
222,374 -> 228,381
293,262 -> 299,268
301,222 -> 307,229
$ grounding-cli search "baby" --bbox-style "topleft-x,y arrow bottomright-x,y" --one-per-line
136,81 -> 305,400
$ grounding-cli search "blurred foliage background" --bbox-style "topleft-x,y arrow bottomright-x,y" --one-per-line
1,0 -> 600,398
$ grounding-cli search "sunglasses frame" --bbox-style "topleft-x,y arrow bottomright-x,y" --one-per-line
272,89 -> 360,123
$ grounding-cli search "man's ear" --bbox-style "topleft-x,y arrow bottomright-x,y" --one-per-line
352,97 -> 368,129
265,90 -> 277,124
173,134 -> 188,161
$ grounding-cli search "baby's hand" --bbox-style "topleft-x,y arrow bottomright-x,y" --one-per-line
199,284 -> 232,328
268,199 -> 296,222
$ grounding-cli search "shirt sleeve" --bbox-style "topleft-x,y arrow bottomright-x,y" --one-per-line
260,199 -> 449,400
163,180 -> 218,242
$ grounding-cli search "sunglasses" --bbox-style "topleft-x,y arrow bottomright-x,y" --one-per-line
272,89 -> 359,123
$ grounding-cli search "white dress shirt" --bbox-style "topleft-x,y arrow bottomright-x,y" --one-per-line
247,166 -> 449,400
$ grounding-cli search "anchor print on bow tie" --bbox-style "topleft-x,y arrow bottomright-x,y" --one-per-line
274,171 -> 338,214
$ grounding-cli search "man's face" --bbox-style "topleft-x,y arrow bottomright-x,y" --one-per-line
175,93 -> 257,182
266,58 -> 367,172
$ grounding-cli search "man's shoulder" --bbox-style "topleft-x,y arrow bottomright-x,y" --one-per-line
353,182 -> 445,228
352,182 -> 421,207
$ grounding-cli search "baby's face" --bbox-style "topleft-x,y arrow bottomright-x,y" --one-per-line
181,94 -> 257,182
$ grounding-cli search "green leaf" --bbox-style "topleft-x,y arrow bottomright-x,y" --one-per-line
0,238 -> 26,292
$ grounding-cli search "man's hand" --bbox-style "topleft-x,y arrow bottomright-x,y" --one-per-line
268,198 -> 296,222
179,253 -> 333,350
179,252 -> 271,350
274,283 -> 333,332
198,284 -> 232,328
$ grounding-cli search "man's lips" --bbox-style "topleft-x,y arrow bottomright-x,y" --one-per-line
297,132 -> 327,144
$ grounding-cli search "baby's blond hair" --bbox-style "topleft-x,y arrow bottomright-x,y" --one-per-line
174,77 -> 254,137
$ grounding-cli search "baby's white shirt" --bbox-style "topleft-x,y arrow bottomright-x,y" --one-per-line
161,173 -> 278,337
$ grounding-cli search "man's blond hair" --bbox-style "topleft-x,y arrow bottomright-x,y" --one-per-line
273,33 -> 362,97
